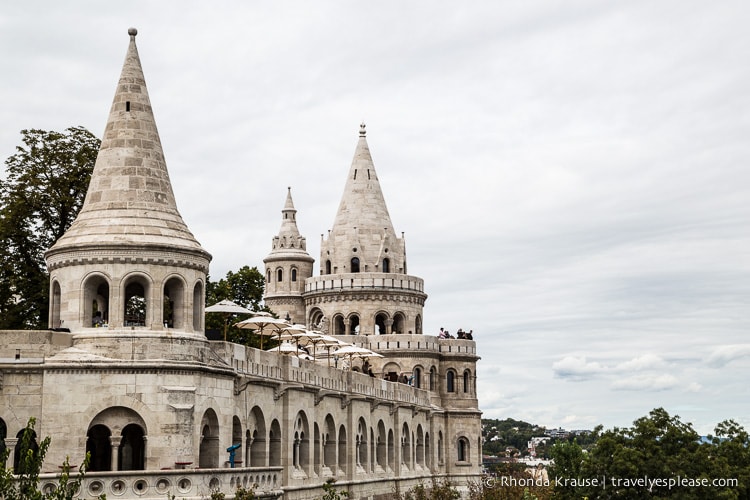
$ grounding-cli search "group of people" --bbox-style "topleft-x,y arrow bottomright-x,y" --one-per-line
437,327 -> 473,340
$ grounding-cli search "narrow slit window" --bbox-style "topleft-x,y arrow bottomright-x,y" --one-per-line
126,101 -> 131,112
353,169 -> 357,180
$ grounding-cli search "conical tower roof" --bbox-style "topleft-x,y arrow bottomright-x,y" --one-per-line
330,123 -> 396,236
46,28 -> 209,259
321,124 -> 406,274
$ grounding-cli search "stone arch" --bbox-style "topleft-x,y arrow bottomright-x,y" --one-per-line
332,314 -> 346,335
382,362 -> 401,382
291,267 -> 298,282
374,311 -> 389,335
82,272 -> 110,327
14,427 -> 39,474
50,280 -> 62,329
199,408 -> 220,468
387,428 -> 395,472
463,369 -> 472,394
309,308 -> 325,332
412,364 -> 424,389
376,421 -> 386,472
425,431 -> 431,469
356,417 -> 368,471
347,313 -> 360,335
231,415 -> 243,466
86,424 -> 111,471
266,268 -> 272,284
122,272 -> 152,327
457,435 -> 470,462
247,406 -> 266,467
313,423 -> 321,476
429,366 -> 437,391
350,257 -> 360,273
401,422 -> 411,470
323,415 -> 336,474
87,406 -> 147,471
337,425 -> 347,474
276,267 -> 283,283
119,423 -> 145,470
192,280 -> 204,332
392,312 -> 406,335
438,431 -> 444,464
382,257 -> 390,273
325,260 -> 331,275
416,424 -> 425,468
415,314 -> 423,335
446,369 -> 457,393
162,274 -> 186,330
293,411 -> 310,475
269,419 -> 282,466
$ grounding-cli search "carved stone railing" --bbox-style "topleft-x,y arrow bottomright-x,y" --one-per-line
38,466 -> 283,499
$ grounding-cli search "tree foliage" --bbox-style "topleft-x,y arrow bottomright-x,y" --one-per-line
0,127 -> 100,329
0,417 -> 102,500
205,265 -> 271,347
549,408 -> 750,499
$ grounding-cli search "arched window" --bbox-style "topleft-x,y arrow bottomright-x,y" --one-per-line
457,437 -> 469,462
351,257 -> 360,273
277,269 -> 283,282
429,366 -> 436,391
291,269 -> 297,282
325,260 -> 331,275
413,367 -> 422,388
447,370 -> 455,393
463,370 -> 471,393
382,258 -> 390,273
267,269 -> 271,283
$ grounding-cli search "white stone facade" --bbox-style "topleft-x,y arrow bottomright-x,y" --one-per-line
0,29 -> 482,500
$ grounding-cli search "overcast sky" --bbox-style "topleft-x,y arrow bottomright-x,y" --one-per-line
2,1 -> 749,435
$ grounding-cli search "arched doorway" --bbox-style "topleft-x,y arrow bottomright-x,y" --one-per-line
199,409 -> 220,468
119,424 -> 145,470
86,424 -> 111,471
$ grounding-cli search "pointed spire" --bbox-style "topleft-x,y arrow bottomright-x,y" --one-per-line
266,187 -> 312,259
331,123 -> 396,236
279,187 -> 302,239
322,124 -> 406,274
47,28 -> 209,258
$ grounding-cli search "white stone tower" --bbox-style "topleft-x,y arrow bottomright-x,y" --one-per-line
44,28 -> 211,333
303,124 -> 427,335
263,187 -> 314,323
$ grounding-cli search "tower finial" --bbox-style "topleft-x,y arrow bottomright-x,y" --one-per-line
359,122 -> 366,137
128,27 -> 138,38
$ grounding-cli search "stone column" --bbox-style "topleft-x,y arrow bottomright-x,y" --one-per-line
5,438 -> 18,471
109,436 -> 122,471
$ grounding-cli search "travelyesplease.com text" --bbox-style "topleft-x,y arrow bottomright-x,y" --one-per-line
484,475 -> 739,490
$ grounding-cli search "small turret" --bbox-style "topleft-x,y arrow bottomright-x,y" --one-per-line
263,187 -> 314,324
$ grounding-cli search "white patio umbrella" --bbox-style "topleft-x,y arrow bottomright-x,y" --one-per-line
308,333 -> 350,365
204,300 -> 253,340
268,341 -> 313,360
332,344 -> 383,370
235,313 -> 291,348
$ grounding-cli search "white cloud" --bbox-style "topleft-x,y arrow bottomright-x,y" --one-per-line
612,374 -> 680,392
706,345 -> 750,368
552,356 -> 607,380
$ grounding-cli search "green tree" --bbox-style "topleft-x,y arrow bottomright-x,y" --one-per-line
549,408 -> 749,500
0,127 -> 100,329
205,265 -> 271,347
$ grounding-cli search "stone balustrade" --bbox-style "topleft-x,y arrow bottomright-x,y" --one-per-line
304,273 -> 424,293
